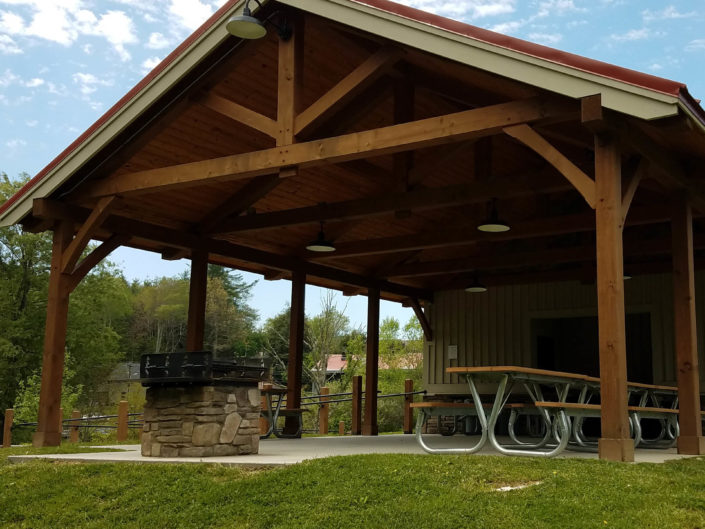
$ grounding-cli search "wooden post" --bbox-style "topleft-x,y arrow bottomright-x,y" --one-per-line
116,400 -> 129,442
70,410 -> 80,443
260,383 -> 272,435
363,287 -> 380,436
319,387 -> 330,435
339,420 -> 345,436
403,379 -> 414,434
2,409 -> 13,448
284,271 -> 306,435
185,250 -> 208,351
671,194 -> 705,454
277,11 -> 302,147
33,221 -> 73,447
351,375 -> 362,435
594,135 -> 633,462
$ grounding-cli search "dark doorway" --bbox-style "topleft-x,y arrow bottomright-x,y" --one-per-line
532,313 -> 653,383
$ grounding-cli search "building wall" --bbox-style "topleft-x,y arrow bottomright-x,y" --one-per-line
423,272 -> 705,394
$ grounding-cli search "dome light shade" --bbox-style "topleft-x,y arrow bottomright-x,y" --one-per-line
465,277 -> 487,293
306,222 -> 336,253
226,12 -> 267,39
477,199 -> 510,233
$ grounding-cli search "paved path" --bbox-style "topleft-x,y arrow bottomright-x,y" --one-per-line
7,434 -> 694,466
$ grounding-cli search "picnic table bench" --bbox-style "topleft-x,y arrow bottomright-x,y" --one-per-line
259,385 -> 309,439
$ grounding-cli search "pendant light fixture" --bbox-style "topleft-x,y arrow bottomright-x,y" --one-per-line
477,198 -> 510,233
465,276 -> 487,293
226,0 -> 291,40
306,221 -> 336,253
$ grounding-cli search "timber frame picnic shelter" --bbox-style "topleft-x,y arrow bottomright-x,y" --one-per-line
1,0 -> 705,462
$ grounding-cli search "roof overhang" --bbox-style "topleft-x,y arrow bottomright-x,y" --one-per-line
1,0 -> 703,228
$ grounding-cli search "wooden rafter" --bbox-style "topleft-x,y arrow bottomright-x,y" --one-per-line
78,97 -> 572,199
61,195 -> 116,274
198,92 -> 278,138
409,298 -> 433,341
33,199 -> 433,301
311,204 -> 675,260
504,124 -> 596,208
384,233 -> 705,279
278,13 -> 303,146
621,158 -> 646,224
198,170 -> 293,234
295,46 -> 403,138
214,171 -> 570,234
68,233 -> 131,292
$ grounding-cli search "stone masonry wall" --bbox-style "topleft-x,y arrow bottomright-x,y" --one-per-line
141,384 -> 261,457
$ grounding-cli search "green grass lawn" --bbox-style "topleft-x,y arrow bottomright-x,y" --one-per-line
1,445 -> 705,528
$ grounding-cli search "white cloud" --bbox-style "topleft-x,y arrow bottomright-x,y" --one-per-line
146,32 -> 170,49
642,6 -> 695,23
25,119 -> 37,127
168,0 -> 216,31
0,3 -> 137,59
5,138 -> 27,149
0,33 -> 21,54
528,32 -> 562,45
609,28 -> 661,42
72,72 -> 113,95
141,56 -> 162,74
490,20 -> 523,34
648,63 -> 663,71
24,77 -> 43,87
686,39 -> 705,52
536,0 -> 585,18
0,68 -> 19,87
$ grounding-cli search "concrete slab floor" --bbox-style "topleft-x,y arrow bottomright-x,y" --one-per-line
7,434 -> 698,466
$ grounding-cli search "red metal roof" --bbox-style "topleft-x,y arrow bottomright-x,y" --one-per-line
1,0 -> 701,218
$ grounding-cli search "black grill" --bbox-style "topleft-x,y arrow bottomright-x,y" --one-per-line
140,352 -> 270,387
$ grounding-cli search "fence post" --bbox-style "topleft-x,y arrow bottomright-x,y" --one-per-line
403,379 -> 414,434
351,375 -> 362,435
70,410 -> 81,443
339,420 -> 345,436
117,401 -> 129,442
2,409 -> 13,448
318,387 -> 330,435
260,383 -> 272,435
58,407 -> 64,439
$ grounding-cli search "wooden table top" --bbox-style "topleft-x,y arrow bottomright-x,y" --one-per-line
447,366 -> 677,391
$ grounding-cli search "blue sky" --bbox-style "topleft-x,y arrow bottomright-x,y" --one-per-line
0,0 -> 703,327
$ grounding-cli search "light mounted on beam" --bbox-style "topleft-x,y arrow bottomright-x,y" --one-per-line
226,0 -> 291,40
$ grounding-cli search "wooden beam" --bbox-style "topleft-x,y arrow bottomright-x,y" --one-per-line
312,204 -> 674,260
671,193 -> 705,454
363,287 -> 380,436
216,171 -> 569,234
33,199 -> 433,301
186,250 -> 208,351
295,47 -> 403,138
79,97 -> 571,198
284,270 -> 306,435
198,171 -> 289,234
504,124 -> 596,208
385,233 -> 697,278
61,196 -> 116,274
67,233 -> 131,292
409,298 -> 433,341
393,77 -> 414,192
594,135 -> 633,462
621,158 -> 646,224
33,221 -> 73,447
198,92 -> 279,138
278,12 -> 303,146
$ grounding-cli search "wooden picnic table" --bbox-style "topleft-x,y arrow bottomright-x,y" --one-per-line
412,366 -> 679,457
259,384 -> 306,439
